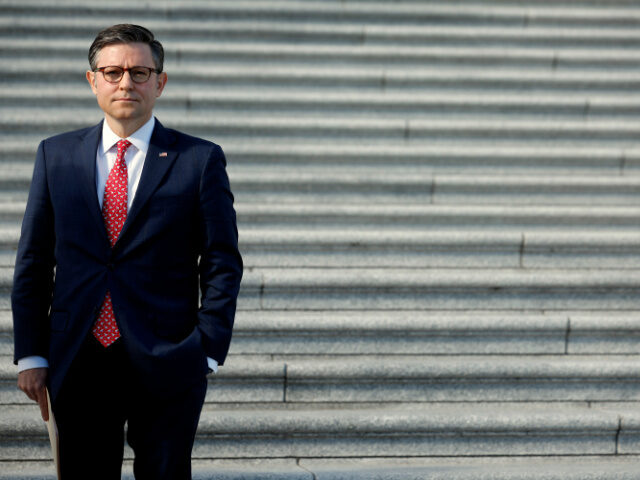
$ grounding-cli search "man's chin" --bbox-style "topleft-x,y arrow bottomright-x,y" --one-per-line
111,102 -> 140,112
110,109 -> 142,120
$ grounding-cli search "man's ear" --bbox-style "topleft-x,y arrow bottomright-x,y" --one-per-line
155,72 -> 168,98
86,70 -> 98,94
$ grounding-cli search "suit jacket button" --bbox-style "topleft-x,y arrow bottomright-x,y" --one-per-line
107,262 -> 114,270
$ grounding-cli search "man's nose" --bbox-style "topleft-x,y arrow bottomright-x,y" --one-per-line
118,71 -> 135,88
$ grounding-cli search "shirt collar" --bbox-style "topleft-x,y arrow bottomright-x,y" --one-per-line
100,116 -> 156,157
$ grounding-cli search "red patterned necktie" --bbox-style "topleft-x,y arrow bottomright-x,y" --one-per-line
92,139 -> 131,347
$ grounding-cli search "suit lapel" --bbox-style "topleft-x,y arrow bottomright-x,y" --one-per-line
76,121 -> 109,244
118,120 -> 178,243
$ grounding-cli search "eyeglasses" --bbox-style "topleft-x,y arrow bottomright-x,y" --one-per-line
94,66 -> 160,84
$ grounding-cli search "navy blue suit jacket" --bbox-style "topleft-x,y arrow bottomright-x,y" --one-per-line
12,119 -> 243,401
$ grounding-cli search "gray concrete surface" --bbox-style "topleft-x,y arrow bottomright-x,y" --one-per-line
1,0 -> 640,476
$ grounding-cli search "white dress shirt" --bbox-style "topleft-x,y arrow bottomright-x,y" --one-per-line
18,117 -> 218,374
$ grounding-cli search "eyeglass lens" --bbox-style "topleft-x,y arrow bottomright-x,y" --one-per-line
101,66 -> 153,83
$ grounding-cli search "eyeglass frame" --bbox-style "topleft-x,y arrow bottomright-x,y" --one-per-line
93,65 -> 161,84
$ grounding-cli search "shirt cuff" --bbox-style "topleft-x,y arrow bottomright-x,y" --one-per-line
207,357 -> 218,374
17,356 -> 49,372
18,355 -> 217,374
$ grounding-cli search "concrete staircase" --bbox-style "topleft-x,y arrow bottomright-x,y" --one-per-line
2,0 -> 640,478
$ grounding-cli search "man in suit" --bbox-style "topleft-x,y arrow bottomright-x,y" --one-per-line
12,24 -> 243,479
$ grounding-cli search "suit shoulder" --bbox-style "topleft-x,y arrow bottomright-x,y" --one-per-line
167,128 -> 223,154
164,127 -> 227,169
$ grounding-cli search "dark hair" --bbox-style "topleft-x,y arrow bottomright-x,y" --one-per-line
88,24 -> 164,72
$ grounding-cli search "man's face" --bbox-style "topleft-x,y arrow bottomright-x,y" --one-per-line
86,42 -> 167,130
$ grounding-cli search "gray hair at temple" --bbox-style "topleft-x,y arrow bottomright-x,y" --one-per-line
88,24 -> 164,72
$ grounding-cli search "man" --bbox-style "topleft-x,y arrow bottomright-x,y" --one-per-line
12,24 -> 243,479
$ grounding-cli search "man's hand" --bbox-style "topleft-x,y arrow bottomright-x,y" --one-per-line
17,368 -> 49,421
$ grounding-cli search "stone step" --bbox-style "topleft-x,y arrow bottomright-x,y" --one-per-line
2,142 -> 637,175
297,456 -> 640,480
233,204 -> 640,229
7,226 -> 640,268
2,309 -> 640,356
230,187 -> 640,207
3,206 -> 640,237
0,265 -> 611,312
228,310 -> 640,356
229,310 -> 640,356
6,89 -> 640,118
5,354 -> 640,404
238,230 -> 640,268
4,61 -> 640,92
5,164 -> 640,205
221,172 -> 640,206
5,38 -> 640,69
233,267 -> 640,310
5,17 -> 640,48
5,110 -> 640,143
0,402 -> 637,460
3,456 -> 640,480
3,202 -> 640,229
4,0 -> 640,27
7,189 -> 640,211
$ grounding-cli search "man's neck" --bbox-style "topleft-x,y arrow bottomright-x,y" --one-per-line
104,115 -> 152,138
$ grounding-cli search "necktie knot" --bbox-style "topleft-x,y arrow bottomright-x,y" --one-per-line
116,139 -> 132,157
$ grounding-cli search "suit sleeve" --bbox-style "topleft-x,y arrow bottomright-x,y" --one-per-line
196,144 -> 243,365
11,141 -> 56,364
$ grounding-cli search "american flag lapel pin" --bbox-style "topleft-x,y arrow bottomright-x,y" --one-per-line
159,152 -> 168,157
